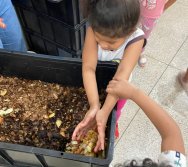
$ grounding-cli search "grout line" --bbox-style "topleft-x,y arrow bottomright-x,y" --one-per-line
114,109 -> 140,147
168,64 -> 185,71
169,36 -> 188,65
148,66 -> 168,96
144,36 -> 188,97
114,35 -> 188,147
144,33 -> 188,67
143,54 -> 169,66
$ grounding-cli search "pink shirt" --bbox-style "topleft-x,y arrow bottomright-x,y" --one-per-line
140,0 -> 166,18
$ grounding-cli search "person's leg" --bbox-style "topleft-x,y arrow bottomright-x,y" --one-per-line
0,0 -> 27,52
138,16 -> 158,67
140,17 -> 158,40
115,99 -> 127,138
116,99 -> 127,121
139,0 -> 176,68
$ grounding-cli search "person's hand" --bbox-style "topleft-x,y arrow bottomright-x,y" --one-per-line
0,18 -> 6,29
106,79 -> 136,100
72,106 -> 99,141
94,109 -> 108,152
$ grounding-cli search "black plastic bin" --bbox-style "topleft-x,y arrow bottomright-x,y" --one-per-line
13,5 -> 86,58
0,50 -> 117,167
12,0 -> 87,58
12,0 -> 86,26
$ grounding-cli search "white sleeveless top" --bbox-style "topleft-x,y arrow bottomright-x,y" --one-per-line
98,28 -> 145,61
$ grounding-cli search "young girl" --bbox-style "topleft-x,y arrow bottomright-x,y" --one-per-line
72,0 -> 146,141
139,0 -> 176,67
106,79 -> 186,167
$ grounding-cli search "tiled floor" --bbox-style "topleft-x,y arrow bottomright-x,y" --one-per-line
110,0 -> 188,166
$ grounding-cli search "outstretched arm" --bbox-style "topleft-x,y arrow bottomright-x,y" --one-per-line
94,39 -> 144,152
107,79 -> 185,154
72,27 -> 99,140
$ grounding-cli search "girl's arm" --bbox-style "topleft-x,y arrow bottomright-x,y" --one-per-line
82,26 -> 99,110
94,39 -> 144,151
133,88 -> 185,154
99,39 -> 144,119
107,79 -> 185,154
72,27 -> 100,140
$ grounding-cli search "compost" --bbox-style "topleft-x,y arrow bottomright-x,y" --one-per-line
0,75 -> 106,154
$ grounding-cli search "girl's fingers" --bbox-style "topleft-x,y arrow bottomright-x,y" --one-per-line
94,124 -> 105,152
72,126 -> 80,140
94,135 -> 105,152
72,117 -> 94,140
106,87 -> 112,94
0,22 -> 6,29
106,85 -> 115,93
107,83 -> 115,90
77,129 -> 86,140
109,80 -> 117,84
0,18 -> 6,29
94,140 -> 101,152
82,116 -> 91,126
72,122 -> 84,140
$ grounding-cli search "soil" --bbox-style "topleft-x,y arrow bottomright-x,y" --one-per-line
0,75 -> 106,152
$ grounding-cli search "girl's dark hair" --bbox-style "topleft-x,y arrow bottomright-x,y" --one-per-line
81,0 -> 140,38
113,158 -> 173,167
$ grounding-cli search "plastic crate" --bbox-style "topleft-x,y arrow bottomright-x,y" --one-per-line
12,0 -> 86,26
0,50 -> 117,167
24,29 -> 83,58
14,6 -> 86,58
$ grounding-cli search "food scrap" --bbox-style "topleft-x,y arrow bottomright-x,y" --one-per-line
65,130 -> 105,158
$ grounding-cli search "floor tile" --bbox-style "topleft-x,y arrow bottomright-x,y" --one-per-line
132,57 -> 167,94
149,66 -> 188,155
111,67 -> 188,167
170,37 -> 188,70
115,101 -> 139,144
111,110 -> 161,166
144,3 -> 188,64
150,66 -> 188,113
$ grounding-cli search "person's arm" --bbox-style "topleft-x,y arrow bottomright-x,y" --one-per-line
106,79 -> 185,154
132,88 -> 185,154
82,26 -> 100,110
100,39 -> 144,113
94,39 -> 144,152
72,27 -> 100,140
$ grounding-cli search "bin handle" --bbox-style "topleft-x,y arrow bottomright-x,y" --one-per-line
47,0 -> 63,3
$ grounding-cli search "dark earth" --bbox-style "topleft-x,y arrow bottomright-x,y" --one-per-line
0,75 -> 106,152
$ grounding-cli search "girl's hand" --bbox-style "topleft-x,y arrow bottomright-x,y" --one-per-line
0,18 -> 6,29
94,109 -> 108,152
72,107 -> 99,141
106,79 -> 136,100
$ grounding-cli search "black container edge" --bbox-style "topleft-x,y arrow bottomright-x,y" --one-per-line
0,49 -> 117,166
